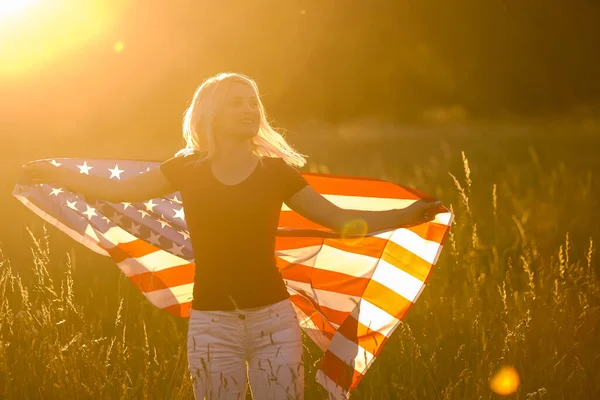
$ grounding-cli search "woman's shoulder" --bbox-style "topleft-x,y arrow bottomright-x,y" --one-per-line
162,149 -> 207,171
261,156 -> 288,170
261,157 -> 304,178
262,156 -> 288,165
173,148 -> 205,160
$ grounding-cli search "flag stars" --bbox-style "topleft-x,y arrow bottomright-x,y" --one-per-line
147,231 -> 162,246
83,205 -> 97,220
169,194 -> 182,204
130,222 -> 141,235
77,161 -> 93,175
168,242 -> 185,257
144,199 -> 157,212
93,200 -> 105,210
50,187 -> 64,196
122,202 -> 132,210
178,229 -> 190,241
111,212 -> 123,225
109,164 -> 125,179
138,209 -> 150,219
157,216 -> 171,229
66,200 -> 79,211
50,160 -> 62,167
173,207 -> 185,220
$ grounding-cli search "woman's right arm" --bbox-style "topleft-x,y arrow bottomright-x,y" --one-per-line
22,161 -> 175,203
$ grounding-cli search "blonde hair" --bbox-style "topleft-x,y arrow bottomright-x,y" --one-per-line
176,72 -> 307,168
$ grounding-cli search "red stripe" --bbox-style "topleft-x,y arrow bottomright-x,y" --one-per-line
164,301 -> 192,317
311,268 -> 369,296
279,212 -> 330,231
277,258 -> 313,281
289,294 -> 335,341
278,260 -> 369,297
275,236 -> 324,251
320,349 -> 365,391
303,174 -> 422,200
279,211 -> 450,243
325,236 -> 386,258
337,315 -> 390,358
318,305 -> 351,327
276,235 -> 433,286
129,263 -> 195,293
101,239 -> 159,263
405,221 -> 451,244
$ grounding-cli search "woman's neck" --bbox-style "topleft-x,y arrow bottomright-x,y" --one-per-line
212,137 -> 257,168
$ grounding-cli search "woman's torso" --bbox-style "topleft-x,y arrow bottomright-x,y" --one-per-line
175,154 -> 293,311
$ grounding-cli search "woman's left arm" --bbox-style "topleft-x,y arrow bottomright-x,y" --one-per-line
285,185 -> 443,235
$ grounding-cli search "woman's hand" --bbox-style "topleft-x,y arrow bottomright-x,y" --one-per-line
22,161 -> 65,185
402,199 -> 444,226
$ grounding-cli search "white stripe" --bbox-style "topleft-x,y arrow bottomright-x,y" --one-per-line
116,250 -> 190,277
279,244 -> 377,279
328,333 -> 375,374
370,259 -> 424,302
280,243 -> 427,303
285,280 -> 359,315
313,245 -> 378,278
282,195 -> 452,226
297,326 -> 331,351
281,194 -> 452,227
276,245 -> 320,267
83,224 -> 101,244
351,299 -> 399,338
143,283 -> 194,308
278,217 -> 445,270
315,370 -> 350,399
435,211 -> 452,225
97,226 -> 139,247
382,228 -> 442,264
12,194 -> 108,255
425,212 -> 454,271
281,195 -> 415,212
290,301 -> 331,351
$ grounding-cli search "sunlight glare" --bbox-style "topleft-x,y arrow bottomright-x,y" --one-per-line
0,0 -> 37,19
0,1 -> 118,78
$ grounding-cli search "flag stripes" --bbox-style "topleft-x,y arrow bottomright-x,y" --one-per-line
13,158 -> 453,398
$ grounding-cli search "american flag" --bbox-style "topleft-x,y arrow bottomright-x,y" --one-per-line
13,158 -> 453,398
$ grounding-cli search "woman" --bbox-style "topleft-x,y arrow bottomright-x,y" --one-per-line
23,72 -> 442,399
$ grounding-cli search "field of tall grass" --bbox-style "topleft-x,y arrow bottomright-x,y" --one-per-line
1,132 -> 598,399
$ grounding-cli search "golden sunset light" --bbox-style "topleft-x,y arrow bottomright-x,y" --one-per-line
2,1 -> 599,399
0,1 -> 118,77
0,0 -> 38,19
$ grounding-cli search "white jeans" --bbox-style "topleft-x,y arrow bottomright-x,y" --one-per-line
187,298 -> 304,400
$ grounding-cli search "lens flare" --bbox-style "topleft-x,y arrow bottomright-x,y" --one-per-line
113,40 -> 124,53
340,218 -> 369,244
490,365 -> 520,395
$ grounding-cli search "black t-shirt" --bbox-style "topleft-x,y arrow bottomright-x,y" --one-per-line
160,151 -> 309,311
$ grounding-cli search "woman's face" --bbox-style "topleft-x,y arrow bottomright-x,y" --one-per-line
212,81 -> 261,140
